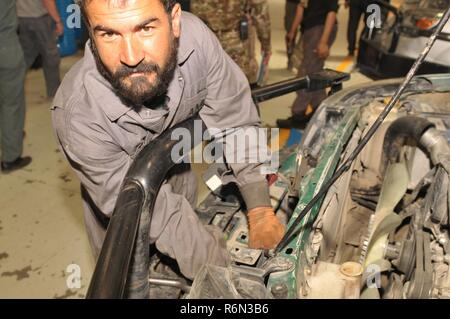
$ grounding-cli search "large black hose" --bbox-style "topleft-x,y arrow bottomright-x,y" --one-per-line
87,116 -> 204,299
252,69 -> 349,103
381,116 -> 435,174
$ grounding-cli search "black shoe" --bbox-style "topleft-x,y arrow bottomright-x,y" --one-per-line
1,156 -> 32,173
276,115 -> 311,129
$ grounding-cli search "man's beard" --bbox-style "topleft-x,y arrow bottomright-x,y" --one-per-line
90,36 -> 179,110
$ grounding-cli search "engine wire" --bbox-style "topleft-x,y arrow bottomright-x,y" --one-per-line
274,8 -> 450,254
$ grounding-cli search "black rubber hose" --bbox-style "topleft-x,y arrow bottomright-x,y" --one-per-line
87,116 -> 204,299
252,76 -> 310,103
381,116 -> 435,175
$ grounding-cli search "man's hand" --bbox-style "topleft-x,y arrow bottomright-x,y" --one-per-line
285,31 -> 296,48
315,41 -> 330,59
55,21 -> 64,37
42,0 -> 64,37
247,206 -> 285,250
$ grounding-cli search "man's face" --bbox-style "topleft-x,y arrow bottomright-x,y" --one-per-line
85,0 -> 181,107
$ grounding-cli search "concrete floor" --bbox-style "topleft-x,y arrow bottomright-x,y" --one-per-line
0,0 -> 372,298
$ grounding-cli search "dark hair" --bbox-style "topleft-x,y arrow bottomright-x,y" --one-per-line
76,0 -> 177,24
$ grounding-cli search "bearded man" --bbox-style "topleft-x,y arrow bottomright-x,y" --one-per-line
51,0 -> 285,282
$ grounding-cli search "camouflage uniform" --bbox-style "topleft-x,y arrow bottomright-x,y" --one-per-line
191,0 -> 271,84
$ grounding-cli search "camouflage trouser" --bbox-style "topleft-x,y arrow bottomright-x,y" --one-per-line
290,34 -> 303,71
292,24 -> 337,117
217,29 -> 258,84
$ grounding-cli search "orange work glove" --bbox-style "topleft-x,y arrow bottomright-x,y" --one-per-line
247,207 -> 285,250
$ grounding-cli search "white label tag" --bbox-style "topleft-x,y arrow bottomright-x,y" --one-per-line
205,174 -> 222,191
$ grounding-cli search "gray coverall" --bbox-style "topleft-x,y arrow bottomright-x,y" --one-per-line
0,0 -> 26,163
51,12 -> 272,280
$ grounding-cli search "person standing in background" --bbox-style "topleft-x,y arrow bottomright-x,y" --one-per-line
191,0 -> 271,86
17,0 -> 63,98
285,0 -> 300,70
0,0 -> 32,173
346,0 -> 369,56
277,0 -> 338,128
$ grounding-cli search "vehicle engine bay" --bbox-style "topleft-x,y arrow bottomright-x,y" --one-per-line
147,75 -> 450,299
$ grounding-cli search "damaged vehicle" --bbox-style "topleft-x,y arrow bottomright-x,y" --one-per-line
357,0 -> 450,78
189,73 -> 450,299
263,73 -> 450,299
85,68 -> 450,299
